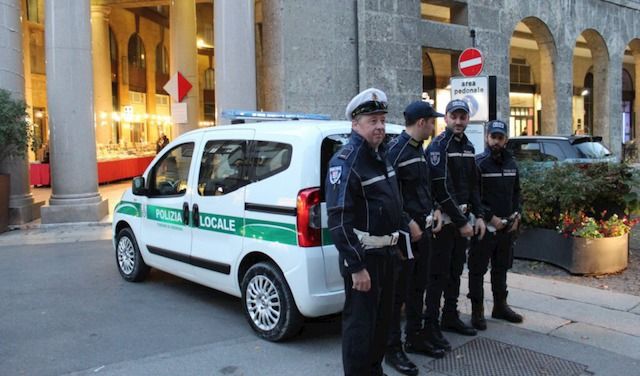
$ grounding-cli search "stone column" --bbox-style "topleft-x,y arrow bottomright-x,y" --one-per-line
41,0 -> 107,223
0,0 -> 41,224
214,0 -> 256,124
635,52 -> 640,141
91,5 -> 114,145
169,0 -> 199,136
607,55 -> 623,158
538,40 -> 558,135
554,44 -> 574,135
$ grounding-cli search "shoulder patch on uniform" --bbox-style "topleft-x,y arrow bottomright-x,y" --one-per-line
430,151 -> 441,166
338,145 -> 354,160
329,166 -> 342,184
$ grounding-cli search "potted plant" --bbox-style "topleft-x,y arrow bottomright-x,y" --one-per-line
515,162 -> 640,275
0,88 -> 36,233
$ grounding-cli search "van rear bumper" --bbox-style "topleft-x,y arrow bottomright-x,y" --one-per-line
282,247 -> 345,317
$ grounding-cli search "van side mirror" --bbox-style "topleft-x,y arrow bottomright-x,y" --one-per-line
132,176 -> 147,196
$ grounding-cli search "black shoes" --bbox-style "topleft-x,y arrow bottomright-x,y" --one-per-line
405,336 -> 446,359
441,312 -> 478,336
422,322 -> 451,352
385,346 -> 419,376
492,298 -> 524,323
471,301 -> 487,331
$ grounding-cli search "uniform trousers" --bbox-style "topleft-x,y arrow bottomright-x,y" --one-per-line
388,231 -> 431,347
341,248 -> 396,376
467,231 -> 515,301
425,223 -> 468,322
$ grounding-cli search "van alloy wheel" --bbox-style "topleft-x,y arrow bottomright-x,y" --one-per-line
240,262 -> 303,341
117,236 -> 136,275
115,227 -> 150,282
246,275 -> 281,331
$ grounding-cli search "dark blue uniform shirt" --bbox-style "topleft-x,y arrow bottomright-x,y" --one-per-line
387,130 -> 435,223
325,132 -> 407,274
426,128 -> 483,228
475,148 -> 522,220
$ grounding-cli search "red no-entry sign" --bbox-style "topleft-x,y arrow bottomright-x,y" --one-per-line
458,48 -> 484,77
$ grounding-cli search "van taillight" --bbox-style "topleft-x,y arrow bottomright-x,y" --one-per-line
297,187 -> 321,247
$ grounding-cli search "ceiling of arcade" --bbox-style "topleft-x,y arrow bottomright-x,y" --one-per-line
93,0 -> 212,7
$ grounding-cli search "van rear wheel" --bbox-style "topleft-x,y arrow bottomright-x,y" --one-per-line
241,262 -> 303,341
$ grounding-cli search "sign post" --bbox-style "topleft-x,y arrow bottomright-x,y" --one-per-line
450,74 -> 497,153
163,72 -> 193,125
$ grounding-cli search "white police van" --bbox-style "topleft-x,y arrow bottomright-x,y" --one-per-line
112,111 -> 404,341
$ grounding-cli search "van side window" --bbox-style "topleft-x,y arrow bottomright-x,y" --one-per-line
198,140 -> 250,196
149,143 -> 194,196
250,141 -> 292,181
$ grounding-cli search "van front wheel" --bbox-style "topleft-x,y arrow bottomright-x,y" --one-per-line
241,262 -> 303,341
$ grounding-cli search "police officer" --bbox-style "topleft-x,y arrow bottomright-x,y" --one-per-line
385,101 -> 446,375
468,120 -> 524,330
326,88 -> 407,376
424,99 -> 486,350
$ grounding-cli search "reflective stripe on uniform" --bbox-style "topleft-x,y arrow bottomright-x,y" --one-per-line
397,157 -> 424,168
482,172 -> 517,177
447,152 -> 475,157
361,170 -> 396,187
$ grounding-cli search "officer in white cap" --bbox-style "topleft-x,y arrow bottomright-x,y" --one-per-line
326,88 -> 408,376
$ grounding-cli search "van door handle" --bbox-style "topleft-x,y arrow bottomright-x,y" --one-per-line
182,202 -> 190,225
192,204 -> 200,228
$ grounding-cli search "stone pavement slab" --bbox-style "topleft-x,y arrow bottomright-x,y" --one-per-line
552,322 -> 640,360
0,223 -> 111,246
506,272 -> 640,311
508,289 -> 640,338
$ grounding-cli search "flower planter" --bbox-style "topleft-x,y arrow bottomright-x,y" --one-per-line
0,173 -> 8,233
514,227 -> 629,275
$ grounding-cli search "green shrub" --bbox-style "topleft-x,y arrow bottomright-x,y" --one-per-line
0,88 -> 37,165
520,162 -> 640,230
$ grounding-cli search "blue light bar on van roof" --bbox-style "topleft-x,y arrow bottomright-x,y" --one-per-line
221,109 -> 331,121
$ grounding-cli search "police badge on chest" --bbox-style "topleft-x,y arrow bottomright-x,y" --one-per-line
430,151 -> 440,166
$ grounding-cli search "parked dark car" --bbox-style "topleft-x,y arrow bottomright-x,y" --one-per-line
506,135 -> 616,163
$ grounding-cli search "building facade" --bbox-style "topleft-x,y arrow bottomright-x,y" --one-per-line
1,0 -> 640,224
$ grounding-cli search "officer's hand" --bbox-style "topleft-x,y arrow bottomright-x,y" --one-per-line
409,220 -> 423,242
459,223 -> 474,238
433,210 -> 443,233
490,215 -> 505,231
352,269 -> 371,292
508,217 -> 520,233
475,218 -> 486,240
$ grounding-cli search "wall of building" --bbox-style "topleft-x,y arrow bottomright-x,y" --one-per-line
260,0 -> 359,120
351,0 -> 640,155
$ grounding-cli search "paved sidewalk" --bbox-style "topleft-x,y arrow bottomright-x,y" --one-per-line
2,225 -> 640,375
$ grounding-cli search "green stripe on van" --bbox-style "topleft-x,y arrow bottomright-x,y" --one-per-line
140,204 -> 299,245
115,201 -> 141,217
147,205 -> 184,226
242,218 -> 298,246
322,228 -> 334,245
